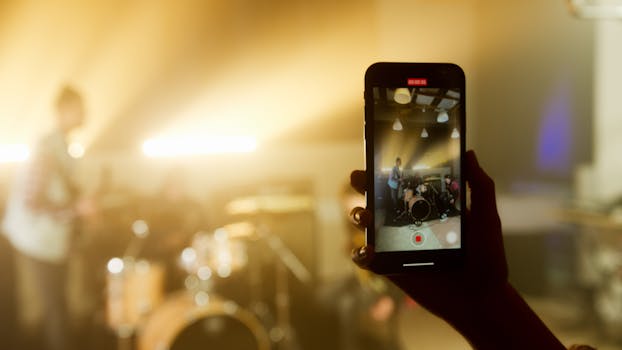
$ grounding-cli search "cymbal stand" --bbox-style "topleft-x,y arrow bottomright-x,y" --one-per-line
258,225 -> 311,350
109,220 -> 150,350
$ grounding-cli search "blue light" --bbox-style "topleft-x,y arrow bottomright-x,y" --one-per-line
536,83 -> 572,174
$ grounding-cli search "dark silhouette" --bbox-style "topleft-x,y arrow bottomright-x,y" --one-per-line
349,150 -> 592,350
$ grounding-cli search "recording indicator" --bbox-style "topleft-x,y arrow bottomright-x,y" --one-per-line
411,231 -> 425,247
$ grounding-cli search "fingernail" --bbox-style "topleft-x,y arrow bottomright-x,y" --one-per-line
352,246 -> 367,260
350,207 -> 364,223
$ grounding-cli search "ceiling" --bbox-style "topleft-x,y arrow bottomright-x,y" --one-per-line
0,0 -> 377,154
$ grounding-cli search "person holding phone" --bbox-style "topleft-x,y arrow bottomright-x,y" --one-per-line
349,150 -> 593,350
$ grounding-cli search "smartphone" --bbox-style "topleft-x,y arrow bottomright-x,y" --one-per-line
364,62 -> 466,273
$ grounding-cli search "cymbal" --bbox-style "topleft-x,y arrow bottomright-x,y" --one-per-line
222,221 -> 256,238
226,194 -> 314,215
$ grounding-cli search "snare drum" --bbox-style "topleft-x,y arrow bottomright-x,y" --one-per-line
138,291 -> 270,350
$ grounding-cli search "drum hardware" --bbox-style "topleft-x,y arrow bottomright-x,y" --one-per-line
106,220 -> 164,350
256,224 -> 310,350
224,194 -> 314,350
558,208 -> 622,341
180,229 -> 249,280
176,220 -> 310,350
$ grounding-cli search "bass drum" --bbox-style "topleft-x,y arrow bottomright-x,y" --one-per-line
408,197 -> 431,223
138,291 -> 270,350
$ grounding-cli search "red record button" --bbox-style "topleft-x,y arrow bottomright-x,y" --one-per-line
411,232 -> 425,246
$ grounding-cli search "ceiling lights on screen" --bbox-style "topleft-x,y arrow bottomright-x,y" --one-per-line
394,88 -> 412,104
437,110 -> 449,123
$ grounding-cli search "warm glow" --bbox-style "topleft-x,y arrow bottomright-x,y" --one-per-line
67,142 -> 85,159
142,136 -> 257,157
412,164 -> 430,170
107,257 -> 124,274
0,144 -> 30,163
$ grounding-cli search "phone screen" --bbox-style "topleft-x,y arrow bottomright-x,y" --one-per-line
367,64 -> 464,257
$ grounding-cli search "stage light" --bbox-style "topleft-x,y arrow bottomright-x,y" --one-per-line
217,264 -> 232,278
132,219 -> 149,237
107,257 -> 124,274
142,136 -> 257,157
394,88 -> 412,104
0,144 -> 29,163
68,142 -> 85,159
437,110 -> 449,123
420,128 -> 429,138
392,118 -> 403,131
412,164 -> 430,170
195,291 -> 210,306
181,247 -> 197,266
451,128 -> 460,139
197,266 -> 212,281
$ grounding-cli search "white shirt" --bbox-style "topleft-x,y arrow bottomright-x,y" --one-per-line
3,130 -> 77,263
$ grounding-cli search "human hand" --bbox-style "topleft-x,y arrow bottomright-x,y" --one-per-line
349,150 -> 508,319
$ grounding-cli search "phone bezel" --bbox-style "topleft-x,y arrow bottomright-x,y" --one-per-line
364,62 -> 466,273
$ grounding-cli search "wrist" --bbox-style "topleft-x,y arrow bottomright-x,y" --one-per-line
441,282 -> 565,350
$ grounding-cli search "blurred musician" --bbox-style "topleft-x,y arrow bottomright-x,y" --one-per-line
444,174 -> 460,214
2,85 -> 94,350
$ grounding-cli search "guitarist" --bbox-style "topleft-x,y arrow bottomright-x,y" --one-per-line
387,157 -> 403,214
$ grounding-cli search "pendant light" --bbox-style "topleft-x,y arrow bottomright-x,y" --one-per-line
421,128 -> 429,138
451,127 -> 460,139
437,110 -> 449,123
392,118 -> 403,131
394,88 -> 412,104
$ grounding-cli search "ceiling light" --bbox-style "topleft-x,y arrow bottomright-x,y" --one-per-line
451,128 -> 460,139
394,88 -> 411,104
0,144 -> 30,163
421,128 -> 429,138
437,111 -> 449,123
392,118 -> 403,131
68,143 -> 85,159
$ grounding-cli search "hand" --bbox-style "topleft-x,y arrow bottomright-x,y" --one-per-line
350,150 -> 508,319
350,151 -> 569,349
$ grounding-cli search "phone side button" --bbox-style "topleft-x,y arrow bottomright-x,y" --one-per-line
403,262 -> 435,267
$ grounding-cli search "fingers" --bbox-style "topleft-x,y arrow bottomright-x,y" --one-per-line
350,206 -> 371,231
350,170 -> 366,195
465,150 -> 498,210
351,245 -> 375,270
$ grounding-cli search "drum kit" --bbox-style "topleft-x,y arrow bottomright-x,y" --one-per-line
106,199 -> 312,350
394,179 -> 453,226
